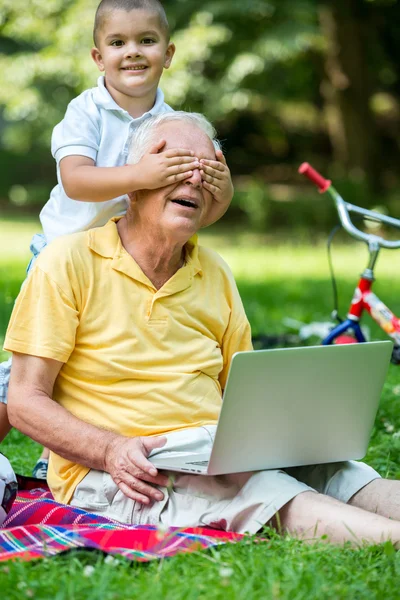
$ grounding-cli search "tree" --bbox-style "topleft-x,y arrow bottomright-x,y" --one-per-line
318,0 -> 400,193
0,0 -> 399,218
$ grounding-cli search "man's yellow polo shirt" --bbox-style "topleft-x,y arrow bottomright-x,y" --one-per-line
4,218 -> 252,504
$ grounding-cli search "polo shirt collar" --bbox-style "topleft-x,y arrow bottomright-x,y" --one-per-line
88,218 -> 203,292
157,235 -> 203,298
93,76 -> 166,120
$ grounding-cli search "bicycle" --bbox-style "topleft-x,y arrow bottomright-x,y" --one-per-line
299,162 -> 400,364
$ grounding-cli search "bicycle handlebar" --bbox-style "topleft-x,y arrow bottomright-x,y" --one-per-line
299,162 -> 400,249
298,162 -> 332,193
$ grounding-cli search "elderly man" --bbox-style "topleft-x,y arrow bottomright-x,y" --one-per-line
5,112 -> 400,545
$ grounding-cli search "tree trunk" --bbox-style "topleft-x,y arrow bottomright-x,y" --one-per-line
319,0 -> 380,194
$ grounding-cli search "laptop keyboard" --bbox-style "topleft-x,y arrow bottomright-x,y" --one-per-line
186,460 -> 209,466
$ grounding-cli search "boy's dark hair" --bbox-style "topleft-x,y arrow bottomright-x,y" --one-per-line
93,0 -> 169,47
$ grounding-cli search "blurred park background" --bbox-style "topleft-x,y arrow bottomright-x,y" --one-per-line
0,0 -> 398,366
0,0 -> 400,231
1,0 -> 400,355
3,4 -> 400,585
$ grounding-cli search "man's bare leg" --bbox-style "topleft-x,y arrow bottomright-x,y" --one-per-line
349,479 -> 400,521
275,491 -> 400,546
0,403 -> 11,442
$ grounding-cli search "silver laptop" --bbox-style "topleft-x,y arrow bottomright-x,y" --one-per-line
150,341 -> 393,475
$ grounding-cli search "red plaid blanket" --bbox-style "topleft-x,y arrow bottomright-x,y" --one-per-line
0,482 -> 242,562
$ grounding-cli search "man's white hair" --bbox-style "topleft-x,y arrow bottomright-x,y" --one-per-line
127,111 -> 222,165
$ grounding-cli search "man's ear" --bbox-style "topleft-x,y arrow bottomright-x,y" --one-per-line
91,47 -> 105,72
164,43 -> 176,69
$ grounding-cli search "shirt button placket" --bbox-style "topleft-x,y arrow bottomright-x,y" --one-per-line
146,296 -> 153,320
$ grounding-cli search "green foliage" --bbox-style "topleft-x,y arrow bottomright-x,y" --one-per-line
0,0 -> 97,155
0,0 -> 322,153
1,0 -> 400,219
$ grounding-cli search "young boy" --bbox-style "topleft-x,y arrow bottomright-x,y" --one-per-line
0,0 -> 234,477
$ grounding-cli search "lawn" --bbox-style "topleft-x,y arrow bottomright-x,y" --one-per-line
1,217 -> 400,599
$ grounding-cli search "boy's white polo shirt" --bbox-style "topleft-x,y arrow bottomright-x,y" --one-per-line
40,76 -> 173,243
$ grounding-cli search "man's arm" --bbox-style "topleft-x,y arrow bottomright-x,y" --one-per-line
8,353 -> 169,504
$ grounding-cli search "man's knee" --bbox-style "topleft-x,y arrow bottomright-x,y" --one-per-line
348,478 -> 400,516
269,490 -> 319,532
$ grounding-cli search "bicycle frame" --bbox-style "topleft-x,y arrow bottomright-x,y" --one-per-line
322,275 -> 400,345
299,162 -> 400,351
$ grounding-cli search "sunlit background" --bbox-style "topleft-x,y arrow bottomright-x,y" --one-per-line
1,0 -> 400,229
1,0 -> 400,353
2,3 -> 400,587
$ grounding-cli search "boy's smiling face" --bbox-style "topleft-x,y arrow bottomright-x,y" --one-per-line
91,9 -> 175,114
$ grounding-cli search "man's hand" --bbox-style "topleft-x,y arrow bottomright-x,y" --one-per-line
199,150 -> 234,226
105,435 -> 170,505
131,139 -> 200,191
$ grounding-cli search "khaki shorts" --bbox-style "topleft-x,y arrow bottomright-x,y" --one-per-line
70,426 -> 380,534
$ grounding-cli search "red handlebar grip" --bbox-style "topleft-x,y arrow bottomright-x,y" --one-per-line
298,162 -> 331,193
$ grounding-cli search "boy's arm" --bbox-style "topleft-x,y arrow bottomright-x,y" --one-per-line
60,141 -> 200,203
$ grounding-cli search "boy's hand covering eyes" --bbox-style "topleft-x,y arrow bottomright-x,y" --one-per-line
131,139 -> 200,190
199,150 -> 234,226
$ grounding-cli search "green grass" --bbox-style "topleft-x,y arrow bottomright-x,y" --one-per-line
2,218 -> 400,598
1,536 -> 400,599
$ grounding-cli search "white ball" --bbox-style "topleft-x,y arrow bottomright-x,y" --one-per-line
0,453 -> 17,526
